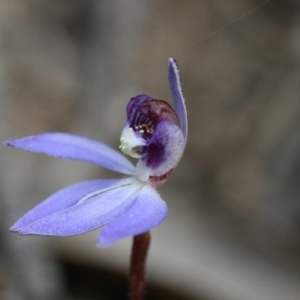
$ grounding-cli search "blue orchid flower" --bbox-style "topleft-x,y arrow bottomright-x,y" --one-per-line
4,58 -> 187,247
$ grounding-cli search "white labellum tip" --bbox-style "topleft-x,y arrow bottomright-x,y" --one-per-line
119,126 -> 146,159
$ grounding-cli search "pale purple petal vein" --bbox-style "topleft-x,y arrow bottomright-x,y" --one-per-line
10,179 -> 123,231
16,179 -> 143,236
98,185 -> 168,247
4,133 -> 135,175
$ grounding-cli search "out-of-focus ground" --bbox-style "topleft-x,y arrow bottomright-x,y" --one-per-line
1,0 -> 300,299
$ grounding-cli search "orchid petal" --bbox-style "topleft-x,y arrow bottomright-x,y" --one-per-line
136,120 -> 185,180
126,94 -> 152,122
10,179 -> 122,231
4,133 -> 135,175
98,185 -> 168,247
16,178 -> 144,236
168,58 -> 188,141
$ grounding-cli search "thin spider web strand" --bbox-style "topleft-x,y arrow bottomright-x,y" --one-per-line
173,0 -> 271,57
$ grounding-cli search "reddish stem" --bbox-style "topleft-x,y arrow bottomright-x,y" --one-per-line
129,231 -> 151,300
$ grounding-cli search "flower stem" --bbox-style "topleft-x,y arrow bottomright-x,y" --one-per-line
130,231 -> 151,300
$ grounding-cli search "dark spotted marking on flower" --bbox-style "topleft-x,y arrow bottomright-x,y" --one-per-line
127,95 -> 179,141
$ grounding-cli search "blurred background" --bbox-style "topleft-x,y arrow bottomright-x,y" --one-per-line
1,0 -> 300,299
